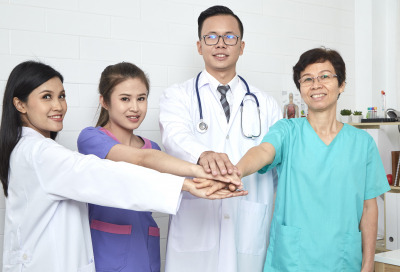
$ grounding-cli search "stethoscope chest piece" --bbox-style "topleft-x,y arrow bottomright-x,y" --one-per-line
197,120 -> 208,133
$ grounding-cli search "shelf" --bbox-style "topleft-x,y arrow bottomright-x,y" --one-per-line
390,186 -> 400,191
348,122 -> 400,129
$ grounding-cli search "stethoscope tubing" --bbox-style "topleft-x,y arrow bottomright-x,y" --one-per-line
195,72 -> 261,138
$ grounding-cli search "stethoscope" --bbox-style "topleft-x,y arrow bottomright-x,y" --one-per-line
195,72 -> 261,139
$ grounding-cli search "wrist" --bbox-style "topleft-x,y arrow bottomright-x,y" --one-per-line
361,260 -> 374,272
236,164 -> 244,178
182,178 -> 193,193
191,164 -> 200,178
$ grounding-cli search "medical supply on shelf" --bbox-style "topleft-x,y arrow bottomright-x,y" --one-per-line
382,91 -> 386,118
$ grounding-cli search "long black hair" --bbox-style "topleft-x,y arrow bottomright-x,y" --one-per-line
0,61 -> 64,197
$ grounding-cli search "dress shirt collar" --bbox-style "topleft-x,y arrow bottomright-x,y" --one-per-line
203,69 -> 239,94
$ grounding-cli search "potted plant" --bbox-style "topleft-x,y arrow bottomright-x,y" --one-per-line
340,109 -> 352,123
352,111 -> 362,123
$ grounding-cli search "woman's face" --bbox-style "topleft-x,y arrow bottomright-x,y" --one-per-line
102,78 -> 148,131
299,61 -> 345,113
14,77 -> 67,138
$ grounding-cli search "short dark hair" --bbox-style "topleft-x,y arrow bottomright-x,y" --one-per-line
293,47 -> 346,92
0,61 -> 63,197
198,5 -> 244,40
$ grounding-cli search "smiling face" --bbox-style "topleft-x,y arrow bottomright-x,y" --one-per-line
13,77 -> 66,138
197,15 -> 245,75
101,78 -> 148,132
299,61 -> 345,113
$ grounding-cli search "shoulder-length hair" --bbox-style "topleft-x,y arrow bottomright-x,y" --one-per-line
0,61 -> 64,197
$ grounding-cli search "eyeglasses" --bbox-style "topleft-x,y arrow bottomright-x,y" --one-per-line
202,34 -> 240,46
298,74 -> 337,87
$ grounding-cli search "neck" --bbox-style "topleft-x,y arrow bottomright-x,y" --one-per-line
22,117 -> 51,138
103,122 -> 136,146
307,104 -> 341,134
205,66 -> 236,85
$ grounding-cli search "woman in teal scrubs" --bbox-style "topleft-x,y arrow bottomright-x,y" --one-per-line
236,48 -> 390,272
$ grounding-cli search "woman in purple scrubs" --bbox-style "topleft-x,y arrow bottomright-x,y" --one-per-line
77,62 -> 244,272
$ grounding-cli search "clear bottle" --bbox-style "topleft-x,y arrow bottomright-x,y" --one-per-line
381,91 -> 386,118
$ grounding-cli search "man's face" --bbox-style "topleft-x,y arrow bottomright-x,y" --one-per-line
197,15 -> 245,74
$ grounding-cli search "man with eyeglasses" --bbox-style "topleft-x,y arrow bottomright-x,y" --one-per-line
159,5 -> 282,272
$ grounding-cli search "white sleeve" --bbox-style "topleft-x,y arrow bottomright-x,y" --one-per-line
159,85 -> 209,164
32,139 -> 184,215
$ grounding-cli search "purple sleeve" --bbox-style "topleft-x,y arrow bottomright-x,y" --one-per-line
150,141 -> 161,151
77,127 -> 120,159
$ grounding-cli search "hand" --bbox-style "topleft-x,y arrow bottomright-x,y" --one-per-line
193,178 -> 248,196
198,151 -> 241,176
183,178 -> 248,199
193,165 -> 242,188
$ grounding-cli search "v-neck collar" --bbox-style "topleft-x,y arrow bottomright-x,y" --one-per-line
304,118 -> 346,147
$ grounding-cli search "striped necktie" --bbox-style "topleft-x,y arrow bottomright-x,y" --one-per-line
217,85 -> 230,123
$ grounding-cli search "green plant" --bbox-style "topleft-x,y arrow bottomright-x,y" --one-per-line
353,111 -> 362,115
340,109 -> 352,116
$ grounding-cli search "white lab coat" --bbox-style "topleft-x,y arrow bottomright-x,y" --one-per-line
159,71 -> 282,272
2,127 -> 184,272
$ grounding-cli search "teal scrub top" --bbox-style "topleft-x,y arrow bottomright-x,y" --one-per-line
259,118 -> 390,272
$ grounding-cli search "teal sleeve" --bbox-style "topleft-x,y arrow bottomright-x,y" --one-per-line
364,139 -> 390,200
258,119 -> 288,174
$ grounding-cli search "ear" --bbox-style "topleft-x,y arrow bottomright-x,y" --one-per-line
339,81 -> 346,94
13,97 -> 27,114
99,95 -> 109,110
239,41 -> 245,56
197,40 -> 203,56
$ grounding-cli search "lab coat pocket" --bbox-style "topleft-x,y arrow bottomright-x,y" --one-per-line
90,219 -> 131,271
271,224 -> 301,272
169,199 -> 216,252
342,231 -> 362,271
77,258 -> 95,272
235,200 -> 268,255
148,227 -> 161,272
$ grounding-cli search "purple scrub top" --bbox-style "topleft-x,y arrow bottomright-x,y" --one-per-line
78,126 -> 161,272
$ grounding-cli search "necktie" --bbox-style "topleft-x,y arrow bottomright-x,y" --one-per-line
217,85 -> 230,123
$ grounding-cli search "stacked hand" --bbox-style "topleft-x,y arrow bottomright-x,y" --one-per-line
188,151 -> 248,198
184,178 -> 247,199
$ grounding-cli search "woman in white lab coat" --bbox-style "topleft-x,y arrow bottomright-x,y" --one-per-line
0,61 -> 245,272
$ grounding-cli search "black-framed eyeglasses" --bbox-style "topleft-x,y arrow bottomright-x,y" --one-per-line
202,34 -> 240,46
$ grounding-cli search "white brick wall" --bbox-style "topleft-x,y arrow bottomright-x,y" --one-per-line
0,1 -> 356,271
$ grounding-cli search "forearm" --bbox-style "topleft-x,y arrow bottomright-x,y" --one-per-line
360,198 -> 378,272
106,144 -> 200,177
140,149 -> 205,177
236,143 -> 275,178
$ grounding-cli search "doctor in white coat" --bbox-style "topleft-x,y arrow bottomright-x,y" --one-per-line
159,5 -> 282,272
0,61 -> 244,272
